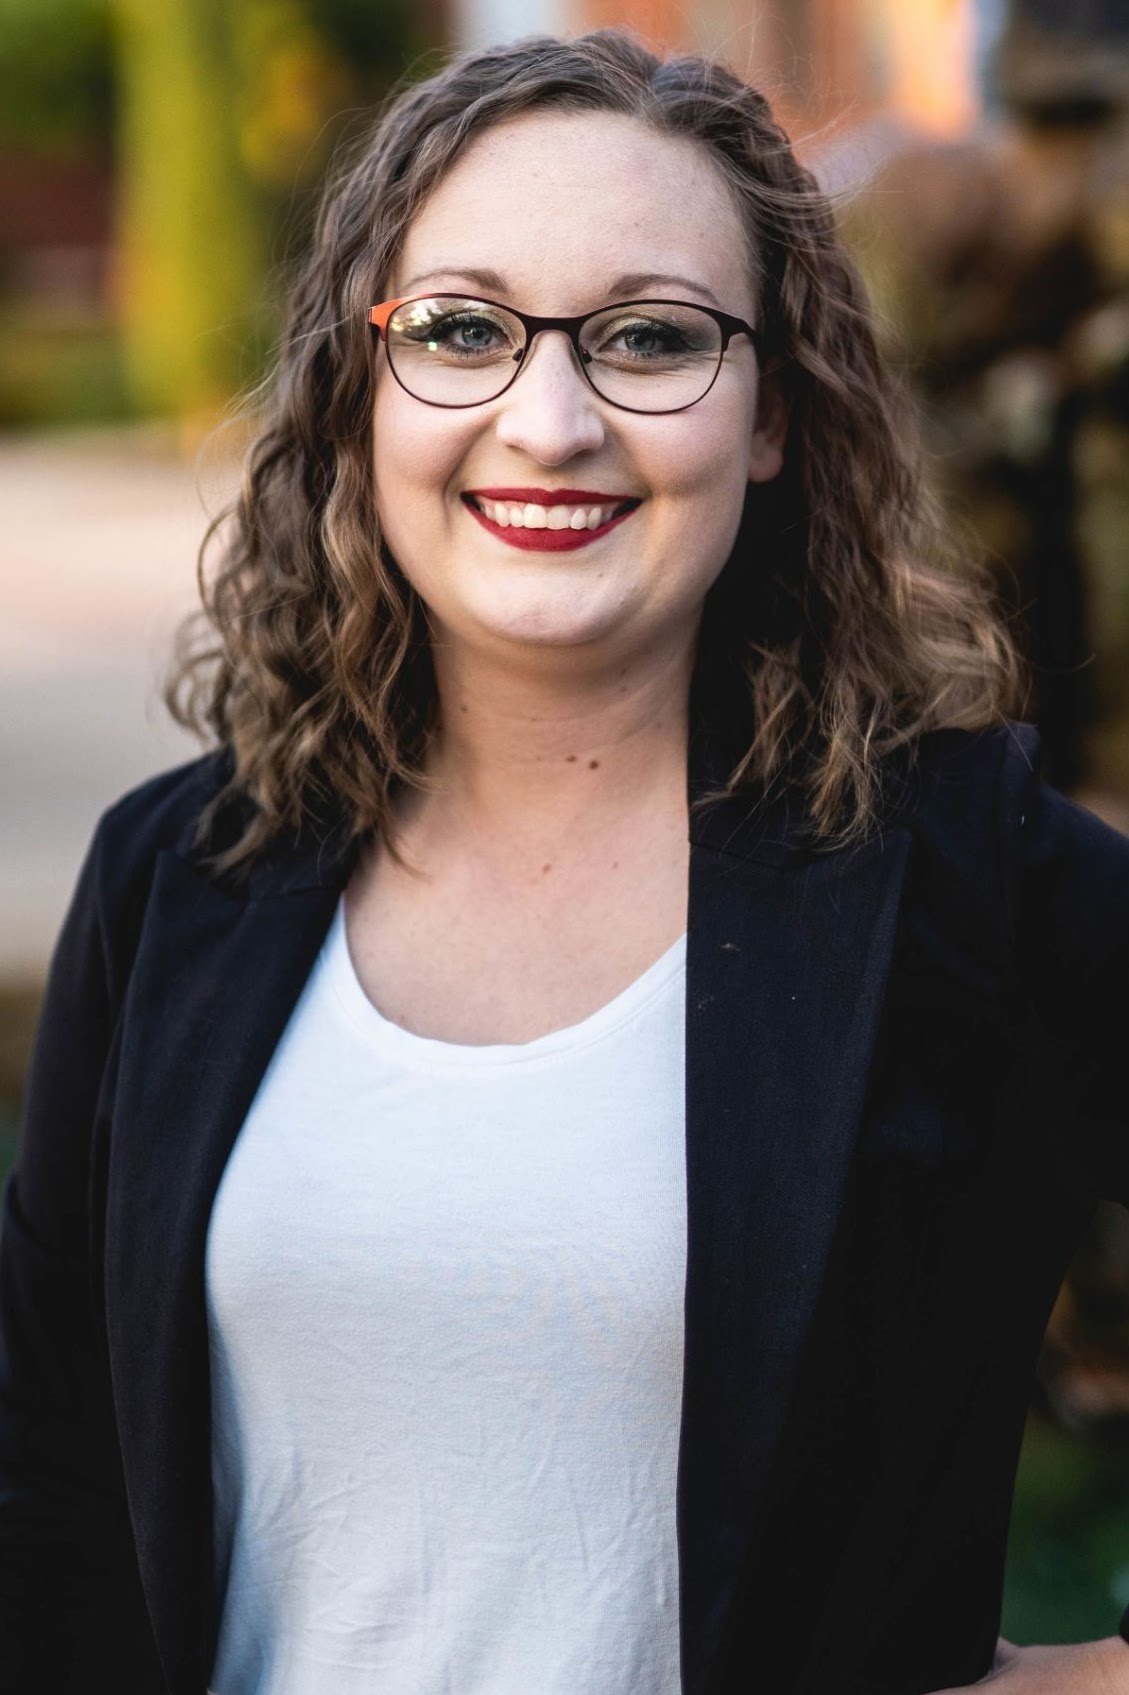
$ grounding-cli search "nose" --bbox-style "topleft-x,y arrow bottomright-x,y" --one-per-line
492,329 -> 606,464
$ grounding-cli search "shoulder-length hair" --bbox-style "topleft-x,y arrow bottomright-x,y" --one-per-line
167,27 -> 1023,871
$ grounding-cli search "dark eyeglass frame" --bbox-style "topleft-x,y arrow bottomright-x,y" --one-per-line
367,294 -> 761,414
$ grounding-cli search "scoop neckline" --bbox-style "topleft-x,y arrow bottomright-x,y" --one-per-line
324,899 -> 686,1071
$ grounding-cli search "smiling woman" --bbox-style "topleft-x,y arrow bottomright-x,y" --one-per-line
3,27 -> 1129,1695
164,34 -> 1018,876
365,110 -> 780,737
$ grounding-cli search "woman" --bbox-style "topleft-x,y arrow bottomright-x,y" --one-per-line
2,28 -> 1128,1695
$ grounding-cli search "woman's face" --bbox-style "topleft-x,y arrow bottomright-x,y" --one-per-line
371,108 -> 785,666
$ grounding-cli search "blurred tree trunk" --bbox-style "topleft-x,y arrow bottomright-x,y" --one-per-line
111,0 -> 266,423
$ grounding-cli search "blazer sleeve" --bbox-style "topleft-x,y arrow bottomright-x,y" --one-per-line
0,810 -> 165,1691
995,729 -> 1129,1649
1004,739 -> 1129,1211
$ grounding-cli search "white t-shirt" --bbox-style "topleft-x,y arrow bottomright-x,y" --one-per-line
205,900 -> 688,1695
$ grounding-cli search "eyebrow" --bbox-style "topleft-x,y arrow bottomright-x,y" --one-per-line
398,266 -> 724,309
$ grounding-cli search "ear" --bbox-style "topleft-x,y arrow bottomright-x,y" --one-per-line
747,371 -> 788,485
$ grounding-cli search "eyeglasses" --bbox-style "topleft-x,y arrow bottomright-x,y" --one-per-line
367,294 -> 759,414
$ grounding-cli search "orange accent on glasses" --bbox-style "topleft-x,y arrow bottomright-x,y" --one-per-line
368,300 -> 406,337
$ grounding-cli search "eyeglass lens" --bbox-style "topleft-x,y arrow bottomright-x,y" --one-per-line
383,296 -> 725,411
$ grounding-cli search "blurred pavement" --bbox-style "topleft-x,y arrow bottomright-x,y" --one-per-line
0,427 -> 239,979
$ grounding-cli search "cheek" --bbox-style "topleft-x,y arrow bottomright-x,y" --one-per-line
371,378 -> 472,535
633,408 -> 755,612
650,399 -> 755,536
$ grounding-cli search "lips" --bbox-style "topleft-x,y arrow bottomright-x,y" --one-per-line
461,489 -> 641,552
467,488 -> 636,505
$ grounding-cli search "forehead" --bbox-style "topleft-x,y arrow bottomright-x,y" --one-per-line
393,108 -> 754,318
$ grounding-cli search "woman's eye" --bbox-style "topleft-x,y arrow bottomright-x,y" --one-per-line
596,319 -> 692,360
405,313 -> 514,358
446,318 -> 501,349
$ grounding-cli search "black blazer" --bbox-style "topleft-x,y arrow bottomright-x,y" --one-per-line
2,722 -> 1128,1695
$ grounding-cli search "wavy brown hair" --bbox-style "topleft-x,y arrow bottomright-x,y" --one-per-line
167,28 -> 1023,871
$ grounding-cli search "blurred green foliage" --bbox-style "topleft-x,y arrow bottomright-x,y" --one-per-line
0,311 -> 131,427
1003,1414 -> 1129,1642
0,0 -> 421,425
112,0 -> 270,418
0,0 -> 113,154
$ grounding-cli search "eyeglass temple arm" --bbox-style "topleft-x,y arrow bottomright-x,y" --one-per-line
368,300 -> 406,337
716,311 -> 759,349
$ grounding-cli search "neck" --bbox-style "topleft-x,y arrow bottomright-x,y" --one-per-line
418,631 -> 696,839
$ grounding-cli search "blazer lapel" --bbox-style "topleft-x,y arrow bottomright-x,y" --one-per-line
103,842 -> 349,1694
679,775 -> 911,1695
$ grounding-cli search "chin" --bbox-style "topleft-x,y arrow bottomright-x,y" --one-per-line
459,572 -> 640,651
480,610 -> 629,651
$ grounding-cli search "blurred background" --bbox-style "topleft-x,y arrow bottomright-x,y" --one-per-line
2,0 -> 1129,1644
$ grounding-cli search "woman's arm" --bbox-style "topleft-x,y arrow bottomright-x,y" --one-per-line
935,1634 -> 1129,1692
0,813 -> 164,1692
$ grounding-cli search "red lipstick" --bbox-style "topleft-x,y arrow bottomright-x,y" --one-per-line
468,487 -> 636,504
461,491 -> 641,552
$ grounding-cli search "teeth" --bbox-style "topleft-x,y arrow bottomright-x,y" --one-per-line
473,497 -> 625,530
